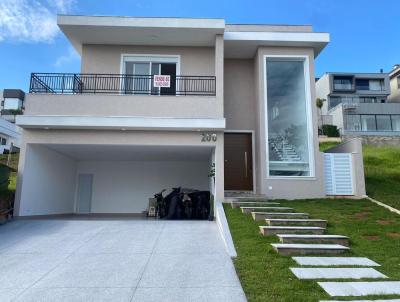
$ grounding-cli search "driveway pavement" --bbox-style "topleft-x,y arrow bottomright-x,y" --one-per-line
0,219 -> 247,302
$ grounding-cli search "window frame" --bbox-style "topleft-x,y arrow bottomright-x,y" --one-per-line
119,54 -> 181,95
263,55 -> 315,179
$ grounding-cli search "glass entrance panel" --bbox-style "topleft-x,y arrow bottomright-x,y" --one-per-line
266,59 -> 311,177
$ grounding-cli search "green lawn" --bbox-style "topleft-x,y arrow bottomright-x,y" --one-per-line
225,199 -> 400,302
363,145 -> 400,210
320,142 -> 400,210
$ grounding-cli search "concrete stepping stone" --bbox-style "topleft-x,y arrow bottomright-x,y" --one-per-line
319,299 -> 400,302
241,206 -> 294,214
266,218 -> 327,228
231,201 -> 280,208
293,257 -> 380,267
252,212 -> 309,221
260,226 -> 325,236
290,267 -> 387,280
271,244 -> 349,256
278,235 -> 349,246
318,281 -> 400,297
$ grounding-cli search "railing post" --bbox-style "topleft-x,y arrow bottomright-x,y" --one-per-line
94,74 -> 97,94
61,74 -> 65,94
29,73 -> 34,93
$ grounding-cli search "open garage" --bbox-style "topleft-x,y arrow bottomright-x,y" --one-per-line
17,143 -> 216,216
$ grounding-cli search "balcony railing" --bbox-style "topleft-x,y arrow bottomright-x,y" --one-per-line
29,73 -> 216,96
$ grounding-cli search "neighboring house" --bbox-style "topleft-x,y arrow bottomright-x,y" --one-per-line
315,73 -> 400,140
388,64 -> 400,102
14,15 -> 365,217
0,89 -> 23,153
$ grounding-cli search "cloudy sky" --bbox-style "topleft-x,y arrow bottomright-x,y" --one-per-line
0,0 -> 399,90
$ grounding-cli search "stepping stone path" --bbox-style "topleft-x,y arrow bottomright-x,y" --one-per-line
231,198 -> 400,301
252,212 -> 309,221
240,206 -> 294,214
293,257 -> 380,266
278,235 -> 349,246
230,201 -> 280,208
290,267 -> 387,280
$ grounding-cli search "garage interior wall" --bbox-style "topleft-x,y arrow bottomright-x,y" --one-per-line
77,160 -> 210,214
18,144 -> 211,215
19,144 -> 77,216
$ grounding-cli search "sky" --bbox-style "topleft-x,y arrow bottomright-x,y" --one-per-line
0,0 -> 399,91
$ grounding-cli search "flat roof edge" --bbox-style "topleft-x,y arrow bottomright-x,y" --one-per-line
57,15 -> 226,30
224,31 -> 330,42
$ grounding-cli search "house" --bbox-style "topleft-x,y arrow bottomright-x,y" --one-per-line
0,89 -> 23,153
316,72 -> 400,143
14,15 -> 365,218
388,64 -> 400,102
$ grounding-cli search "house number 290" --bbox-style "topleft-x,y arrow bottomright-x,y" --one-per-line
201,133 -> 217,142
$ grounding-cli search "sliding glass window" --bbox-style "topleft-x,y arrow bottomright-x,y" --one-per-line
265,58 -> 312,177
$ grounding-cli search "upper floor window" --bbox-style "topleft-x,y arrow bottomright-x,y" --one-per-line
122,55 -> 180,95
355,78 -> 385,91
333,76 -> 353,90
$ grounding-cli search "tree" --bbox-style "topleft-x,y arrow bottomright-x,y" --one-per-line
316,98 -> 326,132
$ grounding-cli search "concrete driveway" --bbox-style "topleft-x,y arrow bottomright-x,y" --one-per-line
0,219 -> 247,302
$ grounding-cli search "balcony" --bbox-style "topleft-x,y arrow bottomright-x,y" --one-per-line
29,73 -> 216,96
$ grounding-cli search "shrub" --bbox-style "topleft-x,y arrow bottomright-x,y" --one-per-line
322,125 -> 340,137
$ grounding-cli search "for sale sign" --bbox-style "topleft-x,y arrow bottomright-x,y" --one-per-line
153,75 -> 171,88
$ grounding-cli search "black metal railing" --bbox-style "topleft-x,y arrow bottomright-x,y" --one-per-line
29,73 -> 216,96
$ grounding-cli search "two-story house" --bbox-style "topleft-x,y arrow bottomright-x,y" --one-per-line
316,72 -> 400,141
14,15 -> 365,218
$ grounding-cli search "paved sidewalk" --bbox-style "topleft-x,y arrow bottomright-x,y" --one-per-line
0,219 -> 246,302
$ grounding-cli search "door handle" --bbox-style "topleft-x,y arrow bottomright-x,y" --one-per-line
244,151 -> 248,178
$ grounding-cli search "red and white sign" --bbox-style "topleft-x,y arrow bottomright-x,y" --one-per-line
153,75 -> 171,88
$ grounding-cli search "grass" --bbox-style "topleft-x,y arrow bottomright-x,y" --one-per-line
225,199 -> 400,302
0,153 -> 19,211
363,145 -> 400,210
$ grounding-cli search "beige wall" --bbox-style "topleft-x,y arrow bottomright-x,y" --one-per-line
81,44 -> 215,75
253,47 -> 326,199
24,94 -> 221,118
388,76 -> 400,102
15,129 -> 225,216
224,59 -> 256,131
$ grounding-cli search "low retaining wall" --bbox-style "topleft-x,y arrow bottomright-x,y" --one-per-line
343,135 -> 400,146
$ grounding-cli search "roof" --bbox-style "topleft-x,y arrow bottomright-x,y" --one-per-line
57,15 -> 329,58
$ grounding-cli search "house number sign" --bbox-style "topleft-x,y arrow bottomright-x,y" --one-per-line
201,133 -> 217,142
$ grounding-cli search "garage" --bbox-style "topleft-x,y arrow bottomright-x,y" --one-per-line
17,143 -> 216,216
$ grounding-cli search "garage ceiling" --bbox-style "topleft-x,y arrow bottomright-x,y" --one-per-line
44,144 -> 213,162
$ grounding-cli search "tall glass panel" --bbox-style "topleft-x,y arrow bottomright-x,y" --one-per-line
266,59 -> 311,176
345,114 -> 361,131
392,115 -> 400,131
361,115 -> 377,131
376,115 -> 392,131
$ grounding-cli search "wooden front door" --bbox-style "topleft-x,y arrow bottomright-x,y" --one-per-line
224,133 -> 253,191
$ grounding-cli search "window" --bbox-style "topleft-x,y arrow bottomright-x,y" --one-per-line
329,96 -> 341,109
359,97 -> 377,103
333,76 -> 353,90
392,115 -> 400,131
122,55 -> 179,95
355,79 -> 369,90
355,79 -> 384,91
0,137 -> 6,145
361,115 -> 377,131
376,115 -> 392,131
345,115 -> 361,131
266,58 -> 312,177
369,79 -> 384,91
